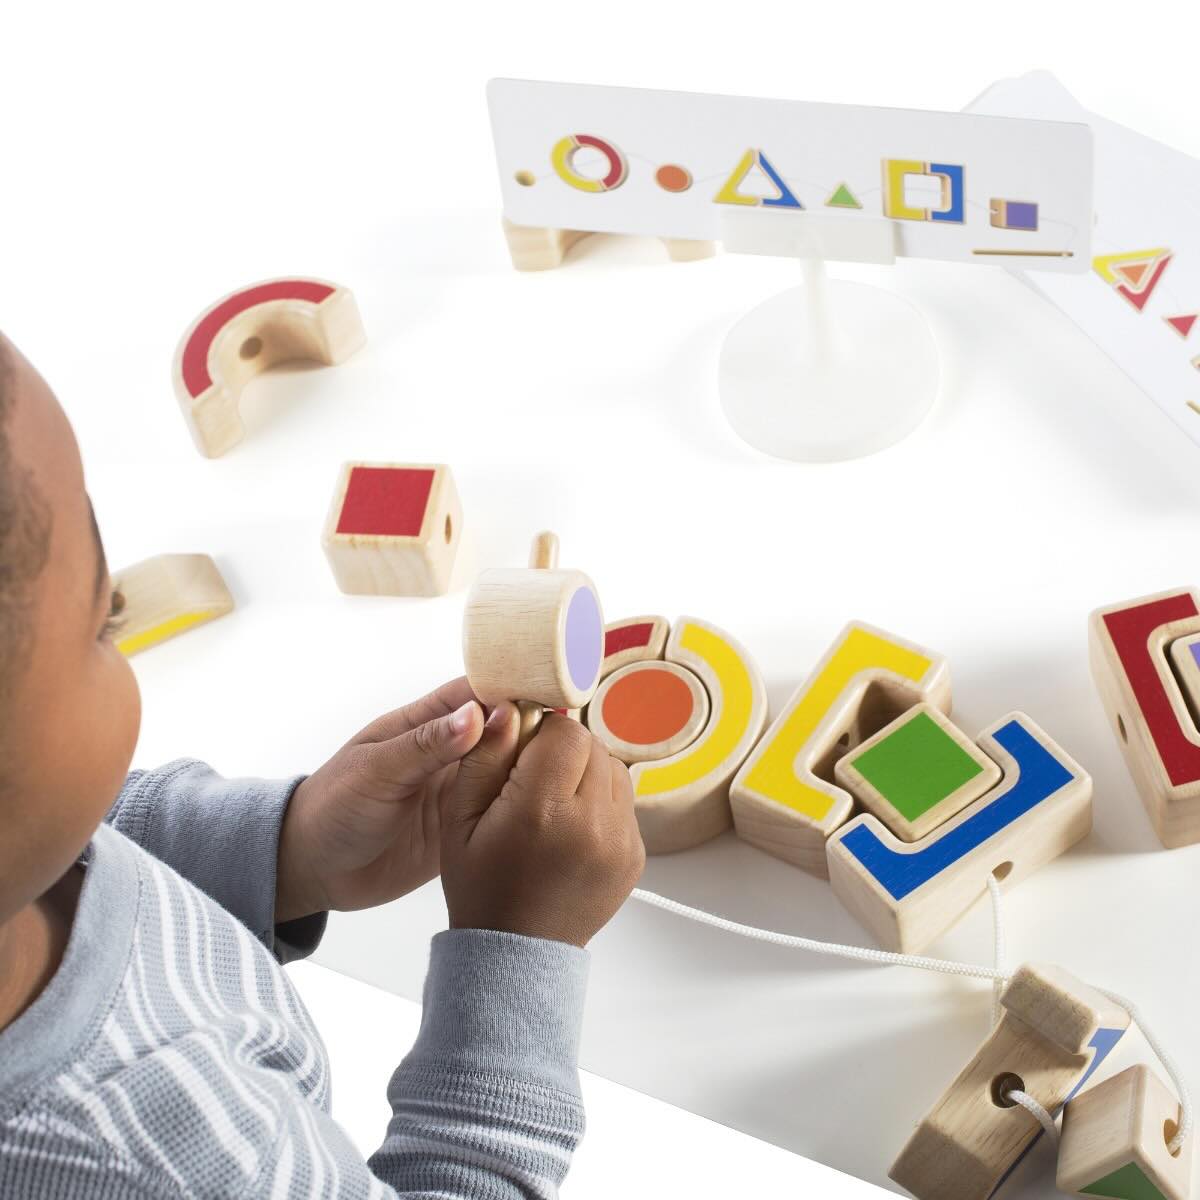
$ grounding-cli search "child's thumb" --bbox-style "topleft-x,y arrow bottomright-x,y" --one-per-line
363,701 -> 485,789
442,702 -> 521,833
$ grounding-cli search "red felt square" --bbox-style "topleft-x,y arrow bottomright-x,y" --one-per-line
336,467 -> 435,538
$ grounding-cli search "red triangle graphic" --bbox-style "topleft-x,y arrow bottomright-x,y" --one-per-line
1115,261 -> 1150,287
1165,313 -> 1198,339
1115,255 -> 1172,311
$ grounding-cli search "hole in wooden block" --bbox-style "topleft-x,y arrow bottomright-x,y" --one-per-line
836,732 -> 851,749
1117,713 -> 1128,742
514,170 -> 535,187
1165,1118 -> 1181,1157
444,514 -> 453,544
992,861 -> 1013,882
239,335 -> 263,360
991,1072 -> 1025,1109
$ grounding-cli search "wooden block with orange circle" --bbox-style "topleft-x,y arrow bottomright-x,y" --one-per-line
585,615 -> 767,854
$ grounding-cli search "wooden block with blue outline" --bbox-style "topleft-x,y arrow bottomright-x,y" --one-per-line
1057,1065 -> 1192,1200
834,703 -> 1002,842
729,621 -> 952,877
890,962 -> 1129,1200
827,712 -> 1092,953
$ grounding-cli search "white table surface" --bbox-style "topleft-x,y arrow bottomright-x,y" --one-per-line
4,2 -> 1199,1195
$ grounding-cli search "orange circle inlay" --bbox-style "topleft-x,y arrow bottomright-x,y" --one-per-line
601,667 -> 695,745
655,164 -> 692,193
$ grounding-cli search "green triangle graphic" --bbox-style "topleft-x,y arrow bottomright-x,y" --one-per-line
826,182 -> 862,209
1081,1161 -> 1168,1200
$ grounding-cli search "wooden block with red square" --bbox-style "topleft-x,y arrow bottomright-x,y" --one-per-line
322,463 -> 462,596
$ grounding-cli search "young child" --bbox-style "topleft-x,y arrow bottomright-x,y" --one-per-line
0,335 -> 646,1198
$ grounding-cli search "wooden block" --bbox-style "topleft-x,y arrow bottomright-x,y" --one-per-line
729,622 -> 951,877
501,219 -> 715,270
835,703 -> 1002,842
173,278 -> 366,457
889,962 -> 1130,1200
1089,589 -> 1200,848
322,463 -> 461,597
828,713 -> 1092,953
322,463 -> 462,598
600,615 -> 670,678
1058,1066 -> 1192,1200
661,238 -> 717,262
113,554 -> 233,657
463,540 -> 604,711
586,659 -> 710,765
1169,632 -> 1200,727
628,617 -> 768,854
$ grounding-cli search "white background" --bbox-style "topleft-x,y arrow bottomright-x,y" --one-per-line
3,2 -> 1200,1196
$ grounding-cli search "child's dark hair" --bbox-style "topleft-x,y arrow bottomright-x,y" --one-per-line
0,340 -> 52,695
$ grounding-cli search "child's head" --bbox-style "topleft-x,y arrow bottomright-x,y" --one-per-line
0,336 -> 141,923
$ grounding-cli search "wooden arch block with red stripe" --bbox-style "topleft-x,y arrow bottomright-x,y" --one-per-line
173,278 -> 366,458
1089,587 -> 1200,847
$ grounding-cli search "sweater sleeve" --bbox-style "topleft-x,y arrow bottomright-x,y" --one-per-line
366,928 -> 589,1197
106,760 -> 326,963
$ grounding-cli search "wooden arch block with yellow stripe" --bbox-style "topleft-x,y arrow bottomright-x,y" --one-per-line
729,622 -> 951,877
114,554 -> 234,657
586,616 -> 767,854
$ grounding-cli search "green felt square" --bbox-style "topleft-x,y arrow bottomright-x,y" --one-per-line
1082,1162 -> 1168,1200
851,711 -> 984,821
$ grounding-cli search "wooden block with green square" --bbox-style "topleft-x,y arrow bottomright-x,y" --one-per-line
834,703 -> 1002,842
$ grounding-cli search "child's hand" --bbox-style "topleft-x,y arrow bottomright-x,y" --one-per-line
440,707 -> 645,948
276,678 -> 486,921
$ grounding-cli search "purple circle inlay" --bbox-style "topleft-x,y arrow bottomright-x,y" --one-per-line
565,587 -> 602,690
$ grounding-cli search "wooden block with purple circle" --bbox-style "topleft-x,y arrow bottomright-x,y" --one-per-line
600,615 -> 670,678
463,560 -> 604,711
322,463 -> 463,597
1057,1065 -> 1191,1200
172,277 -> 366,458
586,659 -> 710,765
834,703 -> 1001,842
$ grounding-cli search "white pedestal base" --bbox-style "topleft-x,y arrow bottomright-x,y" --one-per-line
719,267 -> 940,462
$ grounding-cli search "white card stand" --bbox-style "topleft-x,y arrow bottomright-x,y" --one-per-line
718,210 -> 940,462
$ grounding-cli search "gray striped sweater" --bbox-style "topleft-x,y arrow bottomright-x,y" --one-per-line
0,762 -> 589,1198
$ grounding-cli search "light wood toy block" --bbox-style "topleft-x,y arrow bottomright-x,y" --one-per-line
890,962 -> 1130,1200
827,712 -> 1092,953
1089,589 -> 1200,848
113,554 -> 233,657
835,703 -> 1002,842
173,278 -> 366,458
501,217 -> 715,271
600,616 -> 670,679
463,532 -> 604,712
1058,1066 -> 1193,1200
322,463 -> 462,598
729,621 -> 951,878
623,616 -> 768,855
586,659 -> 711,766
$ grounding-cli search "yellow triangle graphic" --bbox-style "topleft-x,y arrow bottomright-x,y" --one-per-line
1093,248 -> 1170,287
715,149 -> 761,206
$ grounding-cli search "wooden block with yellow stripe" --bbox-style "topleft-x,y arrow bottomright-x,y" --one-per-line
114,554 -> 234,656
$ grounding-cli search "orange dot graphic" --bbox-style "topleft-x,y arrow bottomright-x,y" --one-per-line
655,164 -> 692,193
601,667 -> 695,745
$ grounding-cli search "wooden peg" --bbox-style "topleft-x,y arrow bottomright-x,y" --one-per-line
600,615 -> 670,678
730,621 -> 951,877
827,712 -> 1092,953
890,963 -> 1130,1200
624,616 -> 767,854
322,463 -> 462,597
463,534 -> 604,729
835,703 -> 1002,843
1058,1065 -> 1193,1200
501,219 -> 716,271
1089,589 -> 1200,848
586,659 -> 711,765
113,554 -> 233,657
173,278 -> 366,457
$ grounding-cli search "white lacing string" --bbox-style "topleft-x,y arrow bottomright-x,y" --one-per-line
1005,1088 -> 1060,1147
628,884 -> 1192,1150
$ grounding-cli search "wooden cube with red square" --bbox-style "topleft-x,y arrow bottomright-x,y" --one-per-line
322,463 -> 462,596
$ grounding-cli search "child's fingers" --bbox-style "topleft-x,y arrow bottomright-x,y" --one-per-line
354,677 -> 480,745
442,702 -> 521,832
510,714 -> 594,806
360,699 -> 485,790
